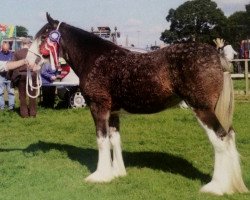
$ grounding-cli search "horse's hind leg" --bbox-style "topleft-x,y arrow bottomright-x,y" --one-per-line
109,113 -> 126,177
85,105 -> 114,183
194,109 -> 248,195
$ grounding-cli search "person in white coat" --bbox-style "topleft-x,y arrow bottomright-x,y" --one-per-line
223,44 -> 238,61
223,42 -> 238,72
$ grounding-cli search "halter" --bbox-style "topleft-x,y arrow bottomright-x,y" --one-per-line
26,21 -> 63,99
26,43 -> 44,98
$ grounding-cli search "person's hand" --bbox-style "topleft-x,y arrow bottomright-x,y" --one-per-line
23,59 -> 29,66
56,74 -> 62,79
27,61 -> 41,72
51,75 -> 57,81
32,64 -> 41,72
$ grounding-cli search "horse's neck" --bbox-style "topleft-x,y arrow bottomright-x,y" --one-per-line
62,29 -> 117,77
63,43 -> 99,78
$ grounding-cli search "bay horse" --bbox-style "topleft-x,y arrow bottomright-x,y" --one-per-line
27,13 -> 248,195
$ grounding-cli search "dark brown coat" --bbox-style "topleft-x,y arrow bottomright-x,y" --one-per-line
36,20 -> 226,137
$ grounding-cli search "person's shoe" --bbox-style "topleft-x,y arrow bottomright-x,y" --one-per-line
29,108 -> 37,118
29,112 -> 37,118
20,107 -> 29,118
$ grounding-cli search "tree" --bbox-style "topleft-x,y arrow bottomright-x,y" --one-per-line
160,0 -> 228,44
16,26 -> 29,37
227,11 -> 248,48
227,4 -> 250,48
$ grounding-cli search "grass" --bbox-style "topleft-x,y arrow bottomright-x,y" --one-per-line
0,102 -> 250,200
233,79 -> 250,100
233,79 -> 249,91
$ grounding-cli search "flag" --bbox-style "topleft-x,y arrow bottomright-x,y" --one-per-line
0,24 -> 16,43
7,25 -> 16,38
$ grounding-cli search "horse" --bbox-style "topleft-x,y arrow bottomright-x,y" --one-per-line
27,13 -> 248,195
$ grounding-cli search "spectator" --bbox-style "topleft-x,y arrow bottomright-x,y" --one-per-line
223,42 -> 238,73
0,42 -> 14,111
40,62 -> 57,108
11,38 -> 37,118
223,42 -> 238,61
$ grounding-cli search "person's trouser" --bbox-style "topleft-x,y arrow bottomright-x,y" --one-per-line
0,75 -> 15,110
17,75 -> 37,117
41,86 -> 56,108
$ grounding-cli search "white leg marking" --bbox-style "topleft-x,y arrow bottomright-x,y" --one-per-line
179,100 -> 189,109
109,127 -> 127,177
198,120 -> 248,195
85,135 -> 114,183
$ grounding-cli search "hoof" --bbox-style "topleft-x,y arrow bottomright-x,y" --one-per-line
201,180 -> 249,195
112,167 -> 127,178
200,181 -> 226,196
85,171 -> 114,183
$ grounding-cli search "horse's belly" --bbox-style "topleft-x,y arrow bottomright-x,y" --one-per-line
114,64 -> 177,113
121,93 -> 181,114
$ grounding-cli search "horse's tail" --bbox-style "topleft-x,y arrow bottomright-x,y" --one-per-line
209,72 -> 249,194
220,56 -> 232,72
214,71 -> 234,132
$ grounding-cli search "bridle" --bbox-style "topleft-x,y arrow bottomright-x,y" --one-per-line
26,22 -> 62,98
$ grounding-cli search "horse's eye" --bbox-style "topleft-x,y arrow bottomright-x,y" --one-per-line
41,35 -> 46,41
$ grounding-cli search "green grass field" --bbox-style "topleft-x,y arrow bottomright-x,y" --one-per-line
0,100 -> 249,200
233,79 -> 249,91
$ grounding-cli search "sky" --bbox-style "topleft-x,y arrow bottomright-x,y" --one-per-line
0,0 -> 249,48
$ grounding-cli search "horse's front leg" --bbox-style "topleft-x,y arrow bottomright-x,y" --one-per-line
85,105 -> 114,183
109,113 -> 126,177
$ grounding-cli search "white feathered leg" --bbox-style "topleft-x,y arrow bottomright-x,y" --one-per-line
109,127 -> 127,177
85,134 -> 114,182
198,120 -> 248,195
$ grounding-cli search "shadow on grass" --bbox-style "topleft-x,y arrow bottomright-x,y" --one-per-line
0,140 -> 210,183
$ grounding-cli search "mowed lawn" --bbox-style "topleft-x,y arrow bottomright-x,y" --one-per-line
0,101 -> 249,200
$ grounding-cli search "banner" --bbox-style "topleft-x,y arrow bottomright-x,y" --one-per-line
0,24 -> 16,42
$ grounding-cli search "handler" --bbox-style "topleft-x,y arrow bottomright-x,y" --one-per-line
0,59 -> 29,72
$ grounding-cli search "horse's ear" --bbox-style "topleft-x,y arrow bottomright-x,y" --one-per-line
46,12 -> 56,26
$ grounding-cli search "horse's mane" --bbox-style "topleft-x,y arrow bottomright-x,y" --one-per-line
35,22 -> 126,53
35,23 -> 51,39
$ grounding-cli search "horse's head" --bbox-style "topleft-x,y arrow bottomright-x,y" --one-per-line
27,13 -> 63,70
36,13 -> 61,43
